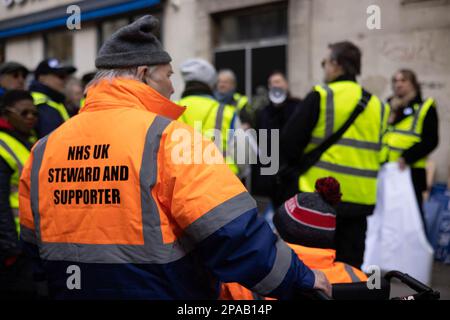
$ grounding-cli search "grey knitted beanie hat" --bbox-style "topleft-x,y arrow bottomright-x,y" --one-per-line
96,15 -> 171,69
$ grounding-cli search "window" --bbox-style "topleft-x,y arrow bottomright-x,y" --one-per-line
212,3 -> 288,100
251,45 -> 286,92
215,45 -> 286,99
215,49 -> 246,94
213,3 -> 288,46
98,18 -> 129,50
44,29 -> 74,64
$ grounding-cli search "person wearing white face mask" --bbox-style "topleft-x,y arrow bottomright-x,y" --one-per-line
267,72 -> 290,105
251,70 -> 301,206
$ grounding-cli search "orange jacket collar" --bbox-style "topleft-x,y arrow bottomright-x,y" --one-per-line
82,77 -> 185,120
287,243 -> 336,269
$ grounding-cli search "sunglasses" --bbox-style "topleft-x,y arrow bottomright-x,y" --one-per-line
6,108 -> 39,118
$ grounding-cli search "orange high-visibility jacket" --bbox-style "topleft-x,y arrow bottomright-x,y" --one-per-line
221,243 -> 367,300
219,282 -> 260,300
19,78 -> 315,299
288,244 -> 367,283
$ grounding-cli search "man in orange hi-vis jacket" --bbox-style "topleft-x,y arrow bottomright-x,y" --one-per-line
18,15 -> 330,299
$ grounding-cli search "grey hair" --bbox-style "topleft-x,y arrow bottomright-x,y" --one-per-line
218,69 -> 236,83
85,65 -> 158,94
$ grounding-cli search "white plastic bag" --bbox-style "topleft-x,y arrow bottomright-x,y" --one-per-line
362,163 -> 434,285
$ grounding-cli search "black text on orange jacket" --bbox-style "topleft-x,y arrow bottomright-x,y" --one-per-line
19,77 -> 316,299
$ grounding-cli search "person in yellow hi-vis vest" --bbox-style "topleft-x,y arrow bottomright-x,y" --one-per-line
178,59 -> 244,177
281,41 -> 389,268
30,58 -> 76,138
214,69 -> 253,129
384,69 -> 439,228
0,90 -> 37,296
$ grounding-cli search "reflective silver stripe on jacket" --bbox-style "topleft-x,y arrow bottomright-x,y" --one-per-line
251,237 -> 292,295
0,139 -> 23,172
315,161 -> 378,178
344,264 -> 361,282
30,117 -> 256,264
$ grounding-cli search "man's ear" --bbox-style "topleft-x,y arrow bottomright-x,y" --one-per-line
136,66 -> 148,80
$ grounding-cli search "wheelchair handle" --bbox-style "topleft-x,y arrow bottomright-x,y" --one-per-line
384,271 -> 434,294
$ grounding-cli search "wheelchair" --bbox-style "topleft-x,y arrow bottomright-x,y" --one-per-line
301,271 -> 440,300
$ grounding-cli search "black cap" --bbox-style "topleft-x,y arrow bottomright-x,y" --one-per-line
34,58 -> 77,79
0,62 -> 29,76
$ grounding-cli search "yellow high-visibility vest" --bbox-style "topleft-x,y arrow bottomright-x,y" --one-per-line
299,82 -> 389,205
32,91 -> 70,122
0,131 -> 31,233
178,95 -> 239,175
383,98 -> 435,169
233,93 -> 249,111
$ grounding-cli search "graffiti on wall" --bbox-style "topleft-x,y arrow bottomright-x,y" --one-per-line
379,31 -> 450,69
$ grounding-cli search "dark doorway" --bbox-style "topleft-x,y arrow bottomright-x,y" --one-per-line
215,49 -> 246,95
251,45 -> 286,95
214,44 -> 287,101
212,3 -> 288,101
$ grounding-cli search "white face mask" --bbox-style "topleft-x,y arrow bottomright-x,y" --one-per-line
268,87 -> 287,105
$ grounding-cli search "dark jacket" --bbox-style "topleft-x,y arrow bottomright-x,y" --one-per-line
280,75 -> 375,216
181,81 -> 214,98
0,119 -> 33,263
251,96 -> 301,203
387,94 -> 439,194
29,81 -> 67,138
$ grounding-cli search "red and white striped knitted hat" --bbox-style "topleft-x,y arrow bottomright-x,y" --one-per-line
273,177 -> 342,249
